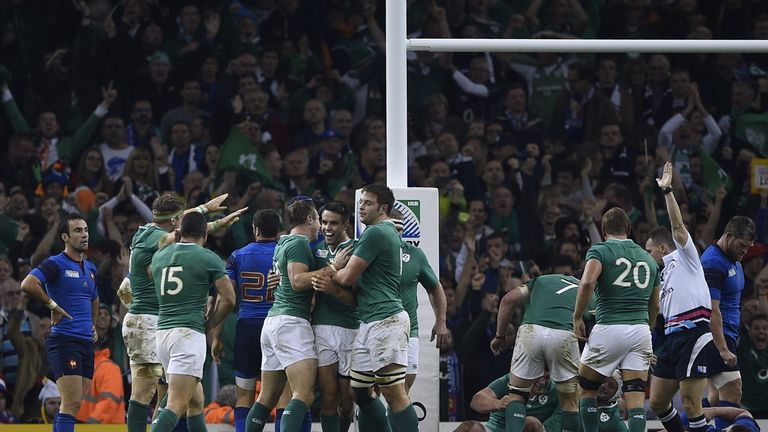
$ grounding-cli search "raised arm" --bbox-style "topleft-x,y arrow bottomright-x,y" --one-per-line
657,161 -> 688,245
573,258 -> 602,340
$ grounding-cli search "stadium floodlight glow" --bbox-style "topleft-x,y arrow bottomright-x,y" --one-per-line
407,38 -> 768,53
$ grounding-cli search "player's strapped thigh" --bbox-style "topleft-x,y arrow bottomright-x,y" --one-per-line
349,369 -> 376,388
581,324 -> 651,376
260,315 -> 316,371
46,334 -> 95,379
653,327 -> 715,380
376,365 -> 408,387
122,312 -> 160,364
711,371 -> 742,389
234,318 -> 265,390
156,328 -> 207,378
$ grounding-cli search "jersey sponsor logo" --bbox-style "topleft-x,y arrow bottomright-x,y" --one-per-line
600,412 -> 610,422
728,268 -> 737,277
65,270 -> 79,278
587,407 -> 598,413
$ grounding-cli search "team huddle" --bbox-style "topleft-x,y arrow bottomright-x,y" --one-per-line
455,162 -> 760,432
16,170 -> 763,432
21,182 -> 450,432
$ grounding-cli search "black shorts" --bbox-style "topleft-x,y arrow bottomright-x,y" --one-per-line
706,335 -> 740,376
653,326 -> 717,380
46,334 -> 94,379
234,318 -> 265,381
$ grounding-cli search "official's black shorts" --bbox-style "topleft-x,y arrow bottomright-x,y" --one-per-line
47,334 -> 94,379
706,335 -> 740,375
234,318 -> 265,380
653,326 -> 718,380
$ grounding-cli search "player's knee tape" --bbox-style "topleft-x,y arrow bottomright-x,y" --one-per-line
375,366 -> 407,387
578,375 -> 602,391
556,381 -> 579,394
131,363 -> 163,379
353,387 -> 377,407
622,379 -> 647,393
711,371 -> 741,389
235,377 -> 256,391
507,383 -> 531,398
349,370 -> 376,389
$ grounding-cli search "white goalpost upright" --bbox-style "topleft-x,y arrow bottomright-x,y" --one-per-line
383,2 -> 768,432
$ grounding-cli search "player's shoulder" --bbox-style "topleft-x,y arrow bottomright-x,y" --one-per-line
700,245 -> 729,269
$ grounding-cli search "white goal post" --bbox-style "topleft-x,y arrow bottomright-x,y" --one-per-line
383,2 -> 768,431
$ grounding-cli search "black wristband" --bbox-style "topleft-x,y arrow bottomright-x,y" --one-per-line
662,187 -> 673,195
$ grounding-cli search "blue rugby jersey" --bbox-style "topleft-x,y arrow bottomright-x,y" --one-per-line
226,240 -> 278,320
30,253 -> 98,341
701,244 -> 744,341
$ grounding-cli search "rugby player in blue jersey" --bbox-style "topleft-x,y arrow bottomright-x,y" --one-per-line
701,216 -> 755,429
214,209 -> 281,432
21,213 -> 99,432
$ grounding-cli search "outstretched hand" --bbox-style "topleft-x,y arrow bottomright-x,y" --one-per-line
656,161 -> 673,190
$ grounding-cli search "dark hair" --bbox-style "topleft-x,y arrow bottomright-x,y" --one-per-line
485,231 -> 507,245
549,254 -> 576,272
152,192 -> 185,220
321,201 -> 350,222
180,212 -> 207,239
749,313 -> 768,328
286,199 -> 316,228
568,62 -> 595,83
58,213 -> 86,239
724,216 -> 757,241
252,209 -> 281,238
361,183 -> 395,216
171,120 -> 191,131
389,208 -> 404,221
602,207 -> 631,236
648,226 -> 675,248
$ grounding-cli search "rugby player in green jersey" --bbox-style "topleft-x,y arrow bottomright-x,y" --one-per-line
573,207 -> 661,432
325,183 -> 419,432
149,212 -> 236,432
120,192 -> 242,432
492,254 -> 588,432
312,201 -> 359,431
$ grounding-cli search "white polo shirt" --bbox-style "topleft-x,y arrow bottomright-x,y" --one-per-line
659,233 -> 712,335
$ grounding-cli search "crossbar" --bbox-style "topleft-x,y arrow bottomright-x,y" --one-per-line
408,38 -> 768,53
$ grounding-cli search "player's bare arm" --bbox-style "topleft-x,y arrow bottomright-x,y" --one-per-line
311,273 -> 357,307
710,299 -> 737,367
21,273 -> 73,324
648,285 -> 660,331
657,161 -> 689,246
332,255 -> 369,287
574,259 -> 602,341
207,276 -> 236,330
492,284 -> 530,355
470,388 -> 512,413
428,281 -> 449,347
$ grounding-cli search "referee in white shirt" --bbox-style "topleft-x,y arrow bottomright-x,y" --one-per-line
645,162 -> 718,432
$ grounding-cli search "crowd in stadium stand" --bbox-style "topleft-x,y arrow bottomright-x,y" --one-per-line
0,0 -> 767,426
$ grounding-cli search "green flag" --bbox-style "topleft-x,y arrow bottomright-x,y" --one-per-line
216,127 -> 272,179
699,149 -> 732,193
734,112 -> 768,157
